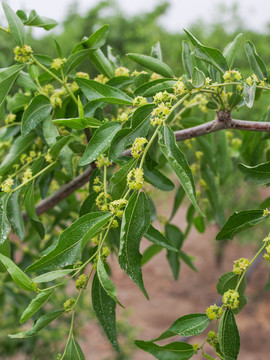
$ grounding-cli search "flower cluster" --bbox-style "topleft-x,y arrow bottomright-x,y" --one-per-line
5,114 -> 16,125
233,258 -> 250,275
153,91 -> 176,107
76,71 -> 89,79
133,96 -> 148,107
14,45 -> 33,63
222,289 -> 239,309
1,177 -> 14,193
131,70 -> 147,77
22,168 -> 32,183
96,192 -> 111,211
94,74 -> 109,84
51,58 -> 66,70
151,102 -> 170,127
127,168 -> 144,190
207,331 -> 219,347
95,155 -> 112,169
93,177 -> 103,193
75,274 -> 88,290
263,235 -> 270,260
151,73 -> 162,80
117,112 -> 129,123
246,74 -> 259,86
45,152 -> 53,163
50,88 -> 67,108
131,137 -> 148,159
263,209 -> 270,217
38,84 -> 54,97
183,93 -> 208,113
115,67 -> 130,77
109,199 -> 128,218
174,80 -> 186,95
206,304 -> 223,320
223,70 -> 242,82
63,298 -> 76,312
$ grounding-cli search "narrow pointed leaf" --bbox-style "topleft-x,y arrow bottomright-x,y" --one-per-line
223,33 -> 243,68
25,182 -> 45,239
144,225 -> 177,252
7,184 -> 25,240
22,95 -> 52,135
66,337 -> 85,360
97,258 -> 123,307
79,122 -> 121,166
49,135 -> 73,158
53,117 -> 101,130
33,269 -> 73,283
216,209 -> 267,240
135,341 -> 194,360
20,289 -> 54,323
0,64 -> 25,107
0,193 -> 11,244
73,24 -> 109,53
89,49 -> 115,79
127,53 -> 174,78
142,244 -> 162,265
26,212 -> 111,272
2,2 -> 26,46
0,133 -> 35,176
158,125 -> 202,215
245,40 -> 268,81
144,165 -> 175,191
9,309 -> 64,338
76,78 -> 133,105
219,309 -> 240,360
182,40 -> 192,78
119,191 -> 151,298
152,313 -> 211,341
92,274 -> 119,351
22,10 -> 57,30
0,253 -> 36,291
108,158 -> 137,199
238,161 -> 270,185
64,49 -> 95,75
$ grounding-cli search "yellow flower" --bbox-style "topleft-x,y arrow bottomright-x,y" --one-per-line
45,153 -> 53,163
151,73 -> 162,80
115,67 -> 130,77
95,155 -> 112,169
76,71 -> 89,79
1,177 -> 14,193
222,289 -> 239,309
51,58 -> 66,70
22,168 -> 32,183
206,304 -> 223,320
5,114 -> 16,125
14,45 -> 33,63
127,168 -> 144,190
174,80 -> 186,95
131,137 -> 148,159
223,70 -> 242,82
133,96 -> 148,107
94,74 -> 109,84
233,258 -> 250,275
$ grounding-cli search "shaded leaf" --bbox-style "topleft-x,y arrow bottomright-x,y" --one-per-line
2,2 -> 26,46
108,158 -> 137,199
144,165 -> 175,191
20,290 -> 54,323
127,53 -> 174,78
135,341 -> 194,360
0,193 -> 11,245
144,225 -> 177,252
7,183 -> 25,240
219,309 -> 240,360
0,64 -> 25,108
53,117 -> 101,130
192,67 -> 205,88
33,269 -> 74,283
25,182 -> 45,239
238,161 -> 270,185
182,40 -> 192,78
66,337 -> 85,360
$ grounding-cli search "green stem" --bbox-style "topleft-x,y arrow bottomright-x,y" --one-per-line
11,161 -> 57,193
139,125 -> 160,169
0,26 -> 9,34
0,122 -> 21,132
235,242 -> 267,292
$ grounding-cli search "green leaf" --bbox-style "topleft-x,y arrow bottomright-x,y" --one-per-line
152,313 -> 211,341
64,49 -> 95,75
9,309 -> 64,339
184,29 -> 228,73
170,186 -> 185,220
108,158 -> 137,199
158,125 -> 202,215
219,309 -> 240,360
76,78 -> 133,105
20,289 -> 54,323
134,79 -> 176,97
0,64 -> 25,108
245,40 -> 268,81
2,2 -> 26,46
223,33 -> 243,68
17,71 -> 38,91
144,165 -> 175,191
109,104 -> 154,160
144,225 -> 177,252
21,94 -> 52,135
192,67 -> 205,88
0,253 -> 36,291
216,209 -> 267,240
26,212 -> 111,272
0,133 -> 35,176
244,81 -> 256,108
66,337 -> 85,360
182,40 -> 192,78
89,49 -> 115,79
49,135 -> 73,159
92,273 -> 119,351
25,182 -> 45,239
119,191 -> 151,298
0,239 -> 11,273
228,93 -> 242,109
73,24 -> 109,52
7,184 -> 25,240
32,269 -> 74,283
0,193 -> 11,245
97,258 -> 123,307
53,117 -> 101,130
79,122 -> 121,166
21,10 -> 57,30
179,250 -> 198,272
127,53 -> 174,78
135,341 -> 194,360
142,244 -> 162,265
165,223 -> 183,280
238,161 -> 270,185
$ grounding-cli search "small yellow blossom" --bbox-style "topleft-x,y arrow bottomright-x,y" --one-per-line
63,298 -> 76,312
231,138 -> 242,150
222,289 -> 239,309
75,274 -> 87,290
153,91 -> 176,106
131,70 -> 148,77
5,114 -> 16,125
263,209 -> 270,217
206,304 -> 223,320
94,74 -> 109,84
95,192 -> 111,210
233,258 -> 250,275
127,168 -> 144,190
76,71 -> 89,79
102,247 -> 111,258
39,84 -> 54,96
223,70 -> 242,82
115,67 -> 130,77
109,199 -> 128,217
14,45 -> 33,63
131,137 -> 148,159
45,153 -> 53,163
150,102 -> 170,127
22,168 -> 32,183
51,58 -> 66,70
118,112 -> 129,123
174,80 -> 186,95
95,155 -> 112,169
151,73 -> 162,80
133,96 -> 148,107
1,177 -> 14,193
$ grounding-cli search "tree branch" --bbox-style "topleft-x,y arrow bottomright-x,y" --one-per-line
31,113 -> 270,217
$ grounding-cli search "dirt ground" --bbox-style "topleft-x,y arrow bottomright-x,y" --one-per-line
80,194 -> 270,360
